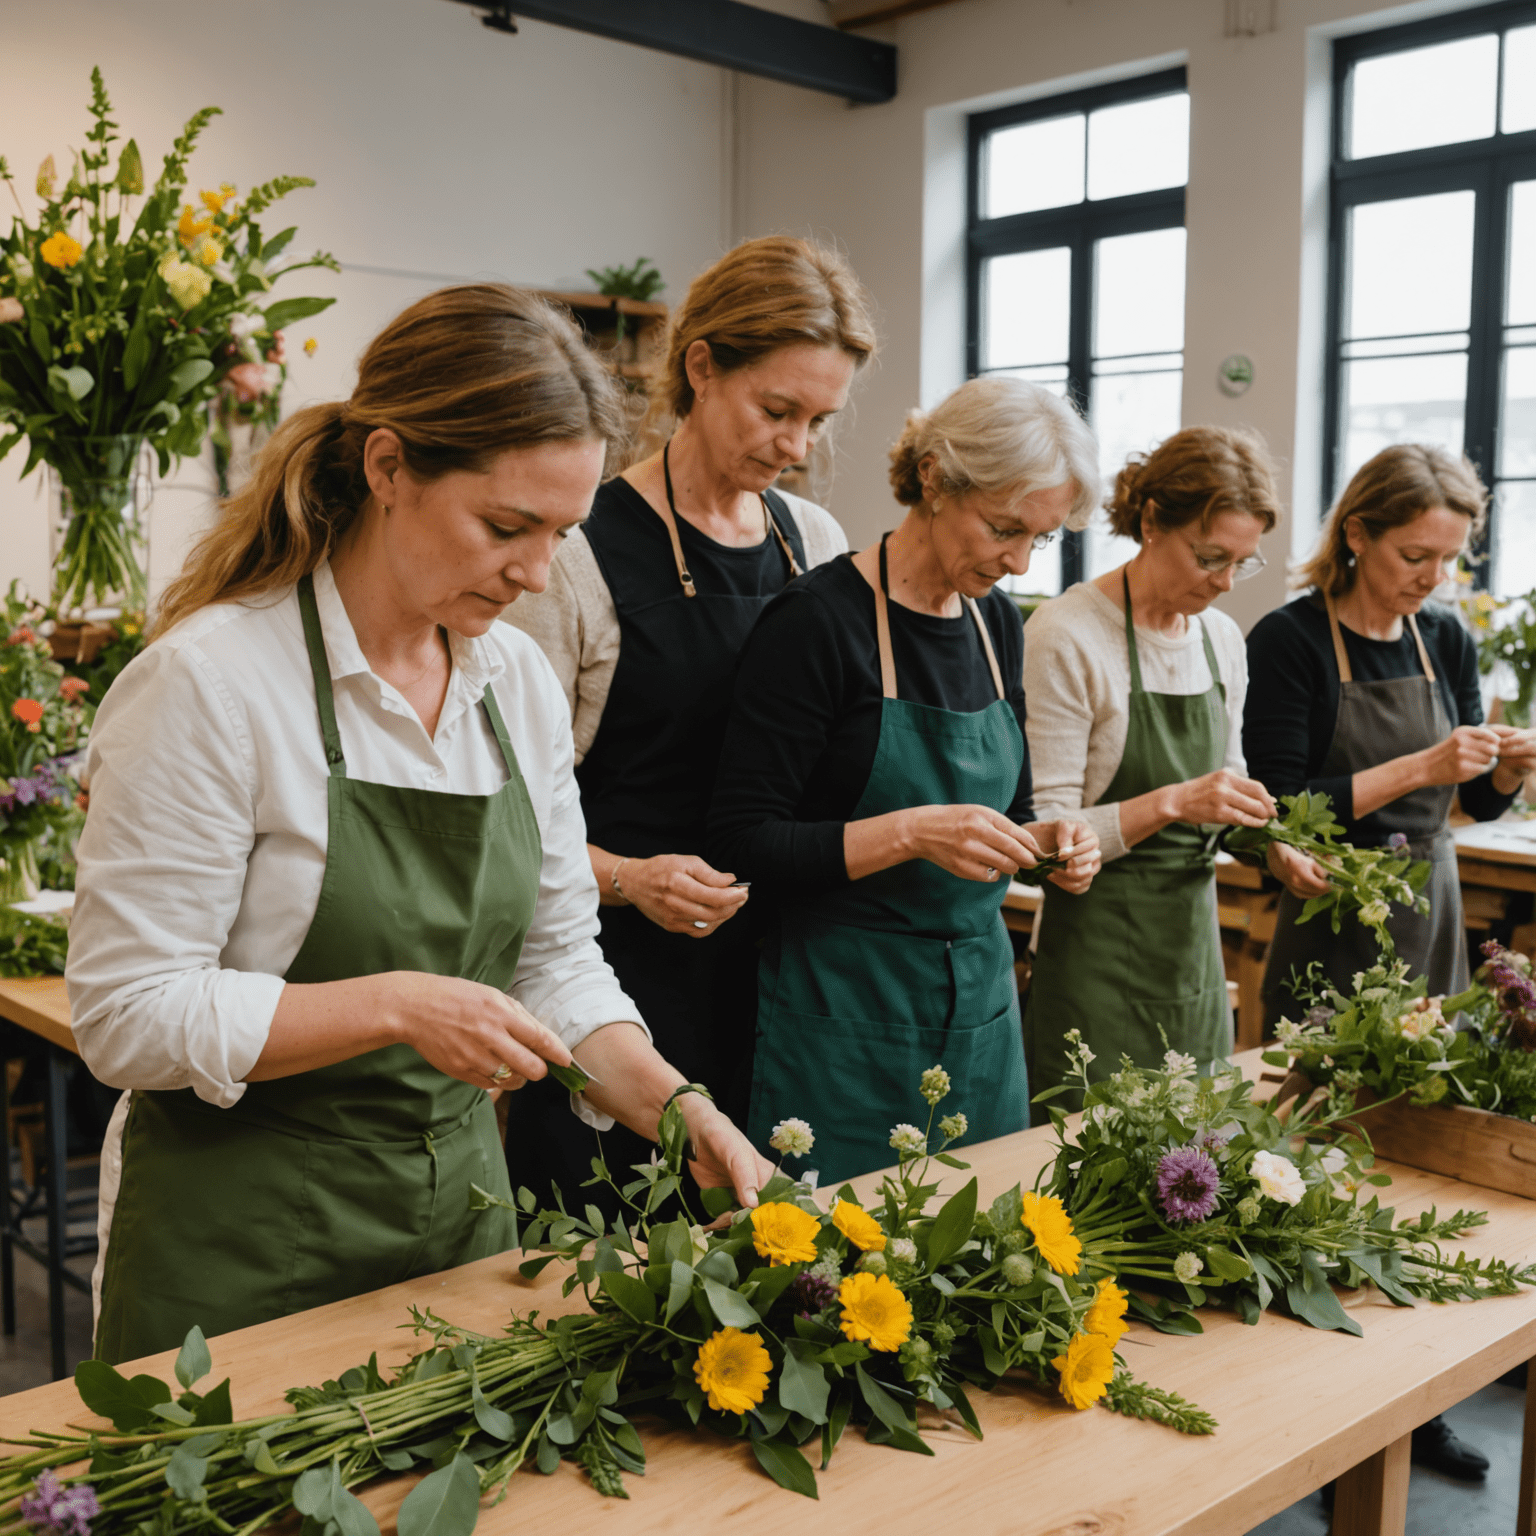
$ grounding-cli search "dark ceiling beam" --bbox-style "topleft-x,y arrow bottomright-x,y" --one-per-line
453,0 -> 898,103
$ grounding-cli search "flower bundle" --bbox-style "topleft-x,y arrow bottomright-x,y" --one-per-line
1226,790 -> 1431,952
1461,583 -> 1536,728
0,584 -> 89,903
0,1077 -> 1214,1533
0,69 -> 337,609
1266,945 -> 1536,1124
1037,1034 -> 1536,1336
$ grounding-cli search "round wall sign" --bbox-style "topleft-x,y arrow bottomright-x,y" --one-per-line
1217,354 -> 1254,397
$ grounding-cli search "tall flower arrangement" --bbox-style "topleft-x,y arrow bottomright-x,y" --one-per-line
0,68 -> 337,612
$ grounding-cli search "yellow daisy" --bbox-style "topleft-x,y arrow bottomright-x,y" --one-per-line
693,1327 -> 771,1415
1053,1330 -> 1115,1411
749,1201 -> 820,1266
39,232 -> 82,269
837,1271 -> 913,1352
831,1199 -> 887,1252
1021,1190 -> 1082,1276
1083,1277 -> 1129,1348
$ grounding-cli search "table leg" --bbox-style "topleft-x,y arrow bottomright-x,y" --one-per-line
1518,1357 -> 1536,1536
1333,1432 -> 1411,1536
44,1046 -> 67,1381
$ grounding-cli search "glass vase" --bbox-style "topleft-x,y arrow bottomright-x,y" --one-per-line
47,436 -> 153,619
0,838 -> 41,905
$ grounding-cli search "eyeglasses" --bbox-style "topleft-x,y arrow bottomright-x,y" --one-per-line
1031,530 -> 1059,552
1188,543 -> 1267,580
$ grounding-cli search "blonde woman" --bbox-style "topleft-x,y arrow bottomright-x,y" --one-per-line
69,286 -> 771,1363
709,376 -> 1102,1181
503,237 -> 876,1207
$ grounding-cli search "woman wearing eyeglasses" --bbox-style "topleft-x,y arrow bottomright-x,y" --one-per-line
1022,427 -> 1320,1104
707,376 -> 1102,1180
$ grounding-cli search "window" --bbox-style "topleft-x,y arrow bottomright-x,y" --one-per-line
1327,3 -> 1536,593
967,69 -> 1189,596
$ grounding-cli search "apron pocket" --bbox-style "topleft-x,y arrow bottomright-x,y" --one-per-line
1126,985 -> 1232,1072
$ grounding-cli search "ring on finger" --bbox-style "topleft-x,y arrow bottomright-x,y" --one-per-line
693,920 -> 709,929
985,866 -> 998,880
491,1063 -> 514,1083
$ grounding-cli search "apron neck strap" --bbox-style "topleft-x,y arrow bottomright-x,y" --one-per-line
763,493 -> 803,579
1324,591 -> 1436,685
874,535 -> 899,699
1122,568 -> 1147,696
1196,611 -> 1222,690
297,573 -> 347,778
968,599 -> 1007,700
478,684 -> 521,778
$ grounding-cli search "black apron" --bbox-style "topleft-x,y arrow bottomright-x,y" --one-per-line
1261,594 -> 1464,1025
504,476 -> 806,1212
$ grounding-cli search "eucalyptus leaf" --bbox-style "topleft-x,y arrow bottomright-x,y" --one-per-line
396,1453 -> 480,1536
924,1177 -> 978,1270
74,1361 -> 171,1432
164,1445 -> 208,1502
167,357 -> 214,398
751,1437 -> 818,1499
173,1327 -> 213,1390
701,1276 -> 760,1328
777,1342 -> 829,1424
599,1270 -> 656,1325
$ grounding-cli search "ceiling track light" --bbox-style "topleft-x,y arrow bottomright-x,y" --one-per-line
478,3 -> 517,34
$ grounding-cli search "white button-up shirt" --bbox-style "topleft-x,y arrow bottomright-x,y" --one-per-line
67,561 -> 642,1109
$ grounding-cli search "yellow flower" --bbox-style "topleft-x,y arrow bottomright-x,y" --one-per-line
39,232 -> 82,270
178,203 -> 213,248
190,233 -> 223,268
693,1327 -> 771,1415
749,1201 -> 821,1265
200,184 -> 236,215
837,1271 -> 913,1352
1053,1330 -> 1115,1411
158,253 -> 212,310
303,336 -> 319,356
1021,1191 -> 1082,1275
1083,1277 -> 1129,1348
832,1199 -> 887,1252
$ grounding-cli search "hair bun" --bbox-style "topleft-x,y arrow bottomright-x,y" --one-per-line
1105,454 -> 1150,539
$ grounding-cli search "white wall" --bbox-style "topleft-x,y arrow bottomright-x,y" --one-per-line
736,0 -> 1484,630
0,0 -> 736,602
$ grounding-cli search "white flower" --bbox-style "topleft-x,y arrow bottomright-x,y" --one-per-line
889,1123 -> 927,1156
919,1065 -> 951,1105
1275,1019 -> 1304,1046
1125,1086 -> 1149,1108
1001,1253 -> 1035,1287
229,311 -> 264,340
158,252 -> 211,310
1351,971 -> 1366,990
1174,1251 -> 1204,1282
1235,1195 -> 1261,1224
1319,1147 -> 1348,1176
1359,900 -> 1390,926
939,1112 -> 968,1140
1395,999 -> 1448,1043
8,254 -> 33,285
1163,1050 -> 1197,1079
808,1250 -> 842,1285
859,1251 -> 888,1275
888,1237 -> 917,1265
769,1117 -> 815,1157
1250,1150 -> 1306,1207
1359,987 -> 1389,1001
687,1224 -> 710,1266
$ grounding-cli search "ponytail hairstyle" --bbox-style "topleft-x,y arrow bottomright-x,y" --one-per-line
1105,426 -> 1281,544
154,284 -> 627,634
1296,443 -> 1487,596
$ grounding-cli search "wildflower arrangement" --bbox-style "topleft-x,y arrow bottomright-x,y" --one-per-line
0,906 -> 69,979
1225,790 -> 1430,952
0,584 -> 89,904
0,1074 -> 1213,1532
0,69 -> 337,610
1266,944 -> 1536,1124
1461,583 -> 1536,727
1037,1033 -> 1536,1336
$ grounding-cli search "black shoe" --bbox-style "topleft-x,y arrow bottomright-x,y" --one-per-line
1412,1415 -> 1490,1481
1500,1362 -> 1528,1390
1319,1480 -> 1334,1512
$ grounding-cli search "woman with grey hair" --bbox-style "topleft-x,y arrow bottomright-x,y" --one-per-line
707,376 -> 1102,1178
1022,426 -> 1318,1107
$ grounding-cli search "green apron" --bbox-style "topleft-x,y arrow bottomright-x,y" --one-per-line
747,538 -> 1029,1182
1024,575 -> 1231,1110
95,574 -> 538,1363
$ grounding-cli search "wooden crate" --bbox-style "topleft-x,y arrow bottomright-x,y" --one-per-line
1269,1069 -> 1536,1202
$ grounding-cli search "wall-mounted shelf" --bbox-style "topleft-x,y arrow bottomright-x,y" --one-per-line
534,290 -> 668,387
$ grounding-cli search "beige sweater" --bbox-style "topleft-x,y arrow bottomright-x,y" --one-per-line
1022,581 -> 1249,863
502,489 -> 848,763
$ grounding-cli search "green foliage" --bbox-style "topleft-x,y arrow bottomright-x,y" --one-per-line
584,257 -> 663,303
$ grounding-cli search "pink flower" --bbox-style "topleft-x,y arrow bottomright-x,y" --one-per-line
225,361 -> 275,403
58,677 -> 89,702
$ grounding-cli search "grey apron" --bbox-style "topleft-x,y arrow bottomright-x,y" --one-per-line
1261,594 -> 1464,1026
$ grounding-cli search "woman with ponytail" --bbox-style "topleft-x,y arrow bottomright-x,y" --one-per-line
68,284 -> 771,1364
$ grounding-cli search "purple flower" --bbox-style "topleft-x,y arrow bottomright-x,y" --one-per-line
1155,1145 -> 1221,1224
1196,1129 -> 1230,1154
1387,832 -> 1409,851
786,1272 -> 837,1318
20,1472 -> 98,1536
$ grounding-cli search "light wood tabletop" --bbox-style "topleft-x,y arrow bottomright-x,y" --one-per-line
2,1060 -> 1534,1536
0,976 -> 74,1055
1457,820 -> 1536,871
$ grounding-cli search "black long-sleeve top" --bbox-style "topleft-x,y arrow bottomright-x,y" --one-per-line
1243,592 -> 1514,845
707,554 -> 1033,896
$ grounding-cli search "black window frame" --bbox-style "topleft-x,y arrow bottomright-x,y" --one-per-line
966,67 -> 1188,588
1324,0 -> 1536,589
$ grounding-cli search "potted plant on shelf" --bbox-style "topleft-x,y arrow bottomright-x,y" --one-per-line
0,68 -> 338,635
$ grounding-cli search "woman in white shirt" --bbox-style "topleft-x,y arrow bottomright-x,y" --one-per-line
70,285 -> 770,1363
1022,427 -> 1322,1105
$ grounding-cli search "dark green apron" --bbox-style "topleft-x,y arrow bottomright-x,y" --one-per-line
95,574 -> 538,1363
746,539 -> 1029,1182
1025,575 -> 1231,1109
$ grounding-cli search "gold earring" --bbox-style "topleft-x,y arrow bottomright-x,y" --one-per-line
932,498 -> 943,515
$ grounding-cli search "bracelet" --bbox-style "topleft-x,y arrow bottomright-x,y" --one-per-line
611,857 -> 631,902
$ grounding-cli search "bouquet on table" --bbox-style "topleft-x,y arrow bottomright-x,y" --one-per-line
1037,1033 -> 1536,1337
1265,942 -> 1536,1124
0,1071 -> 1212,1535
0,583 -> 89,916
0,68 -> 337,612
1225,791 -> 1431,955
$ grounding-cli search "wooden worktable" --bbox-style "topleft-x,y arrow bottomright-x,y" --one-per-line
0,976 -> 74,1056
2,1063 -> 1534,1536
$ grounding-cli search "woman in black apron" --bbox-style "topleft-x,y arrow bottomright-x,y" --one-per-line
1245,443 -> 1536,1483
504,238 -> 877,1211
